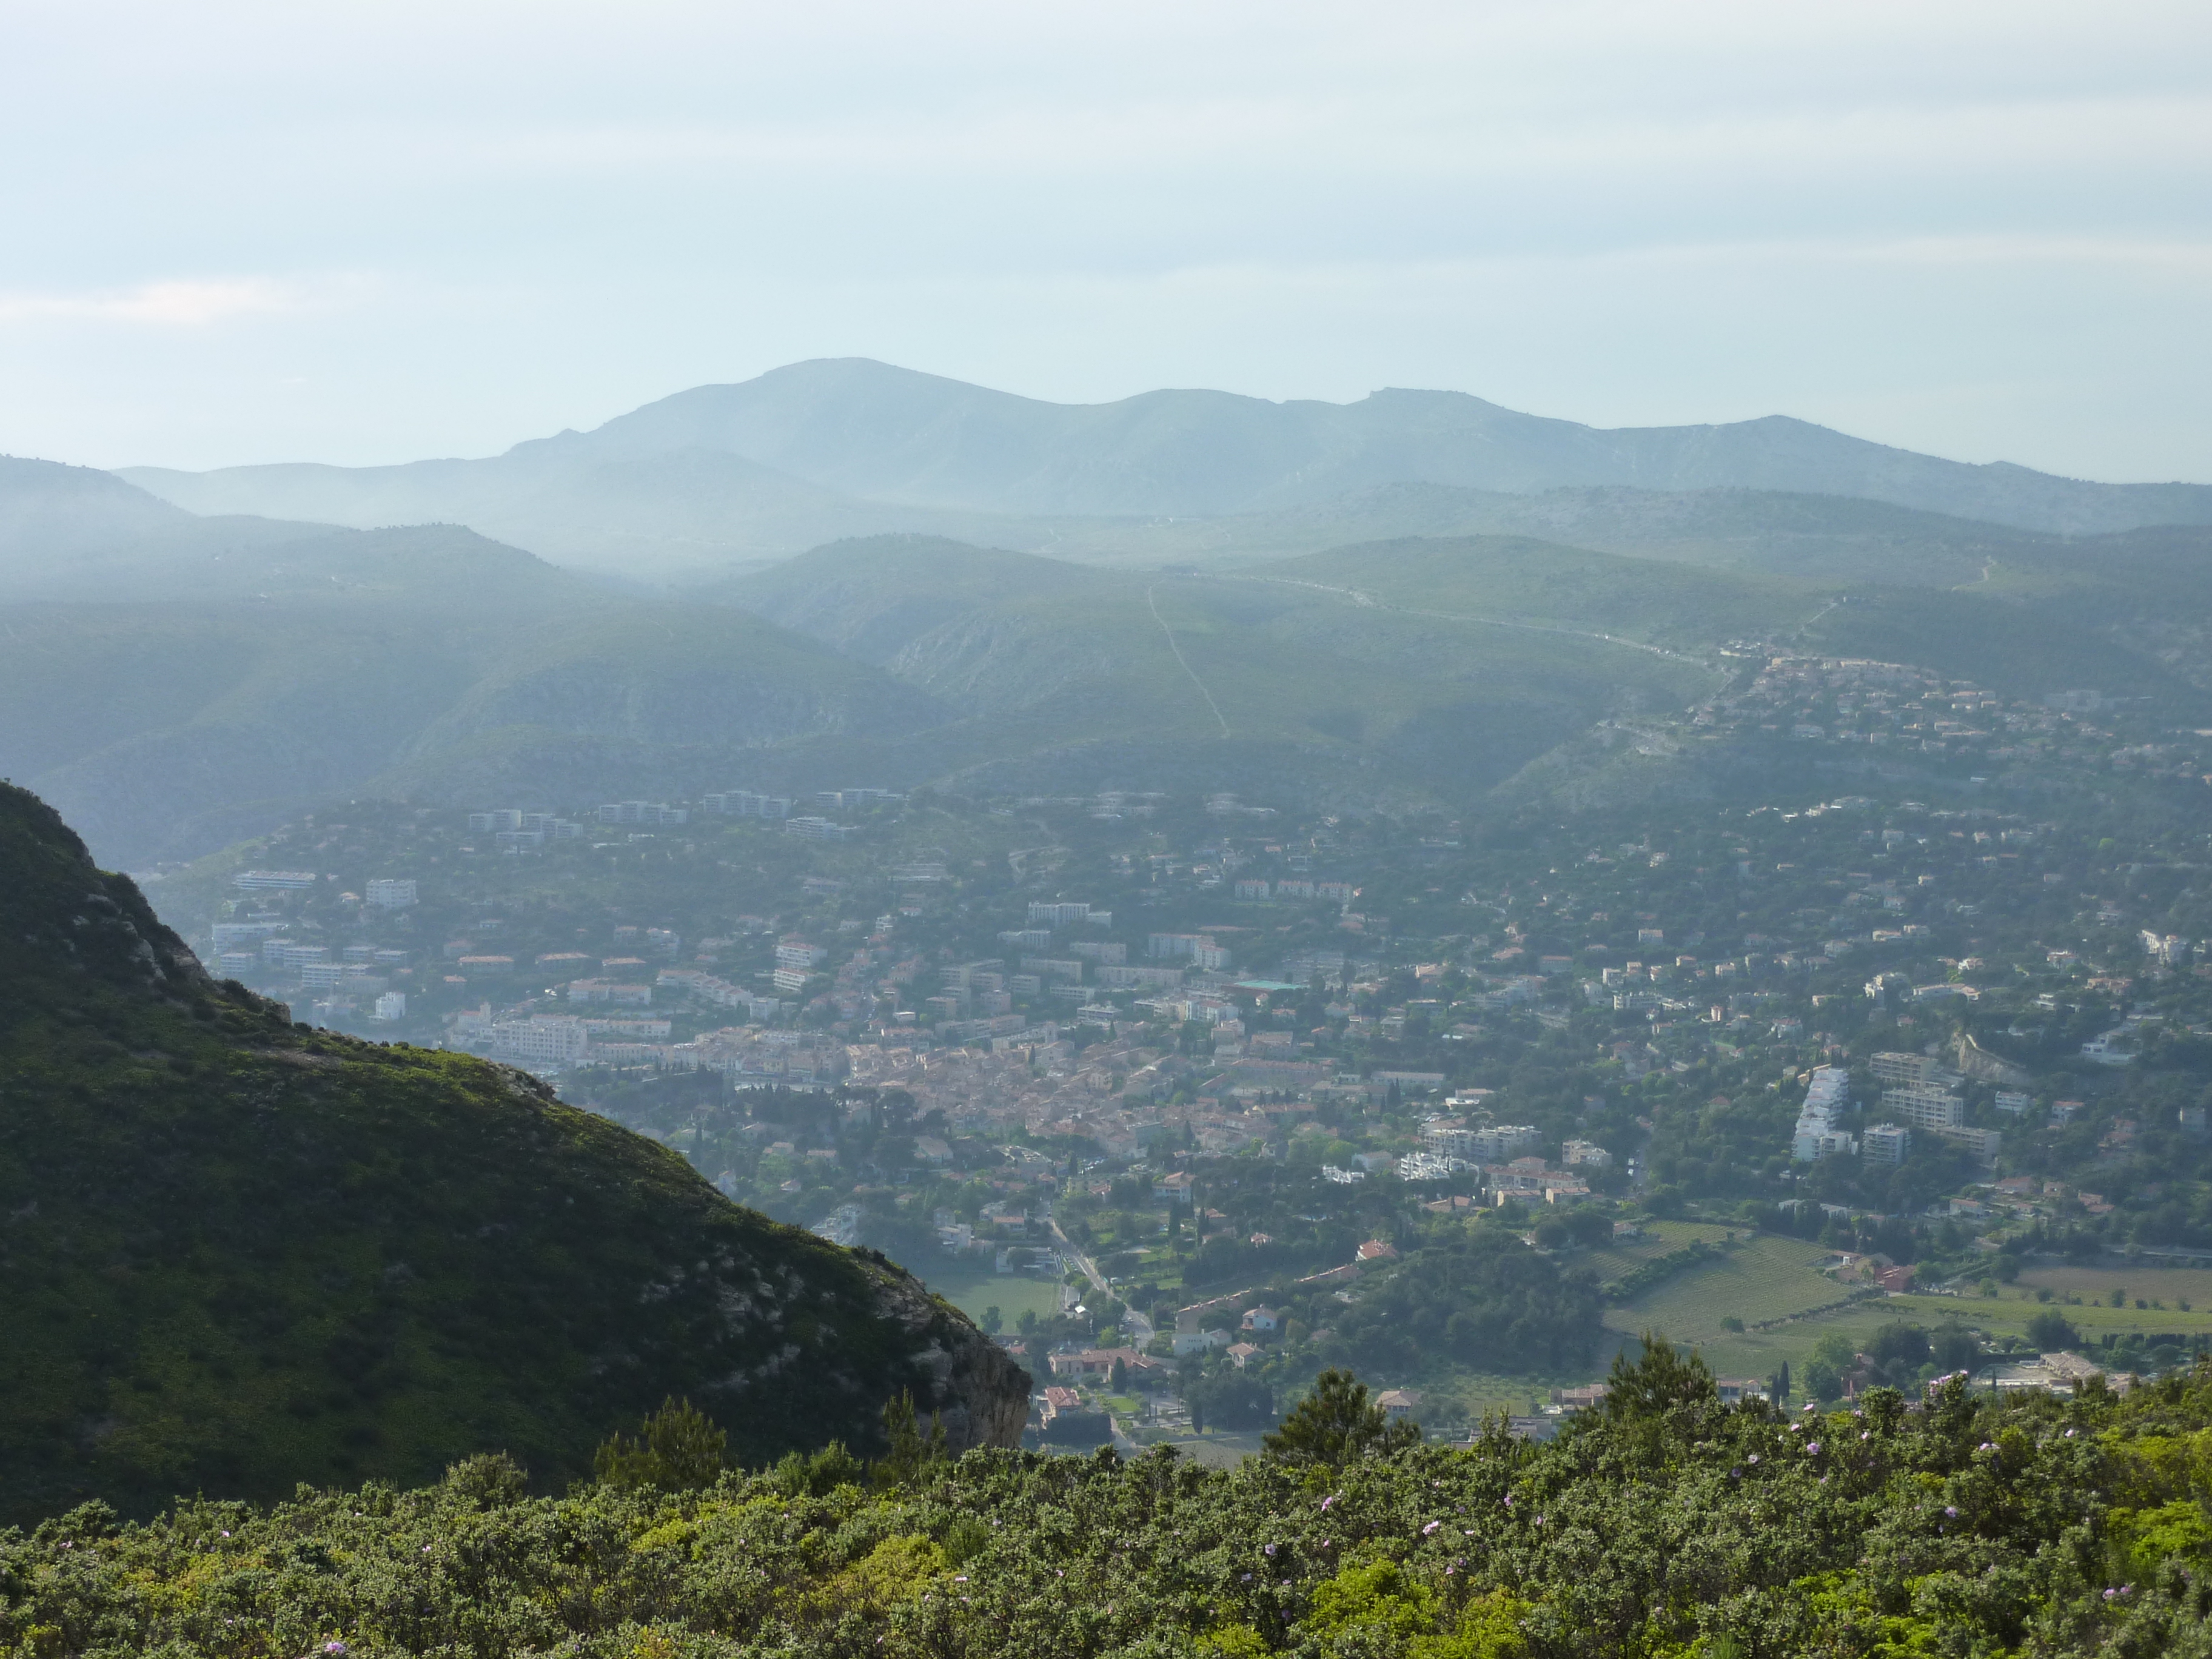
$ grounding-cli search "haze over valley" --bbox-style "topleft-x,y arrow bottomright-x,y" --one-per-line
9,360 -> 2212,874
12,5 -> 2212,1652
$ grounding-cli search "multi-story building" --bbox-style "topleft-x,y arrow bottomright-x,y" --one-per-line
1869,1051 -> 1964,1090
566,979 -> 652,1007
1030,902 -> 1095,926
1935,1124 -> 2002,1163
704,790 -> 793,819
488,1014 -> 590,1067
1861,1123 -> 1911,1164
1792,1065 -> 1855,1161
1466,1124 -> 1541,1162
1419,1118 -> 1480,1159
1885,1083 -> 1965,1132
233,870 -> 317,891
364,879 -> 417,908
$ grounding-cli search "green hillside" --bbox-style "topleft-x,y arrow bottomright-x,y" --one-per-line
15,495 -> 2212,873
716,537 -> 1717,805
0,529 -> 953,868
1803,587 -> 2212,713
1256,533 -> 1823,648
0,783 -> 1026,1526
1022,481 -> 2054,585
700,533 -> 1113,664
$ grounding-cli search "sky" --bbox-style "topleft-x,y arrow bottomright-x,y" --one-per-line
2,0 -> 2208,479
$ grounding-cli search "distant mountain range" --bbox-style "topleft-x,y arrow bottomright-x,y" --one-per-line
7,374 -> 2212,871
112,359 -> 2212,575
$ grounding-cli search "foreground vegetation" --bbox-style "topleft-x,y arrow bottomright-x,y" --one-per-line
8,1352 -> 2212,1658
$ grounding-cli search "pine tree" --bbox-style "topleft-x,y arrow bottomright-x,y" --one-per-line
1262,1369 -> 1417,1466
1603,1333 -> 1718,1421
872,1390 -> 947,1489
592,1396 -> 729,1490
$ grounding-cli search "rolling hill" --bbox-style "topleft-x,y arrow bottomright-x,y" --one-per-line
0,781 -> 1026,1524
12,444 -> 2212,871
711,534 -> 1734,806
0,489 -> 956,868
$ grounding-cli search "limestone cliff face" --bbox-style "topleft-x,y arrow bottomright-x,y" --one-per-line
866,1264 -> 1031,1451
1951,1030 -> 2034,1088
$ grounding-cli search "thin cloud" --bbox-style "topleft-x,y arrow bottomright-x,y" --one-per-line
0,277 -> 353,327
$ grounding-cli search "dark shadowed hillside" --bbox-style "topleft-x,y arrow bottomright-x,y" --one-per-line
0,783 -> 1027,1526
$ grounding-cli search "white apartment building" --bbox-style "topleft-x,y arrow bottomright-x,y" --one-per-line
1884,1083 -> 1965,1132
489,1014 -> 590,1066
705,790 -> 793,819
1869,1051 -> 1963,1090
1861,1123 -> 1910,1164
1792,1065 -> 1856,1162
1465,1124 -> 1541,1162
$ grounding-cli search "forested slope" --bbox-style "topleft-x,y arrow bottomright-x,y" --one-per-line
0,783 -> 1025,1526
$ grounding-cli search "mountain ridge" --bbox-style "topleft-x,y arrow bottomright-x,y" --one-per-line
112,360 -> 2212,569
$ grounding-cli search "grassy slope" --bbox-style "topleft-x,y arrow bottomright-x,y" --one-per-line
716,538 -> 1715,806
1252,534 -> 1822,648
1804,588 -> 2212,712
0,783 -> 1017,1526
1600,1234 -> 1858,1358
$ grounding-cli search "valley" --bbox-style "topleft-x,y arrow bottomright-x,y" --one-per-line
6,361 -> 2212,1657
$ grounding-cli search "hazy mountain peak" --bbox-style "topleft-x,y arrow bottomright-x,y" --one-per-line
104,360 -> 2212,577
0,454 -> 193,552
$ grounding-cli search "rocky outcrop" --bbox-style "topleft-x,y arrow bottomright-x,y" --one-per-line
1951,1030 -> 2034,1088
867,1263 -> 1032,1451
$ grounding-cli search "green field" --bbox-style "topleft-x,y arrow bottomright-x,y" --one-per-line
1580,1241 -> 2212,1390
2013,1264 -> 2212,1310
916,1259 -> 1067,1327
1885,1290 -> 2212,1345
1578,1220 -> 1738,1285
1600,1232 -> 1855,1375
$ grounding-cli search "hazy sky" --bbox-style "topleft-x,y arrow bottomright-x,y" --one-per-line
4,0 -> 2208,478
